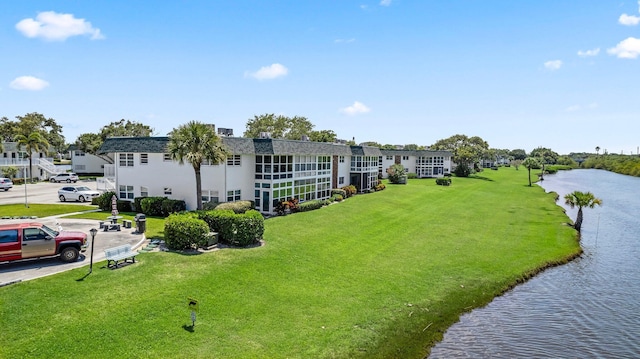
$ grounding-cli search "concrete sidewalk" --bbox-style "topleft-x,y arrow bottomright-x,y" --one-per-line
0,214 -> 146,286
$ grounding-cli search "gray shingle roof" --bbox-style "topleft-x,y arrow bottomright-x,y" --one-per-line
380,149 -> 452,157
97,136 -> 381,157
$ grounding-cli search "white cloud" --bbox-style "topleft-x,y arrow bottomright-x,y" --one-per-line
577,48 -> 600,57
566,103 -> 598,112
10,76 -> 50,91
619,13 -> 640,25
607,37 -> 640,59
566,105 -> 581,112
15,11 -> 104,41
340,101 -> 371,115
544,60 -> 563,70
244,63 -> 289,80
380,0 -> 392,6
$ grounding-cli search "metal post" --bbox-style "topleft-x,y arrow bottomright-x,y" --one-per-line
23,166 -> 28,208
89,228 -> 98,274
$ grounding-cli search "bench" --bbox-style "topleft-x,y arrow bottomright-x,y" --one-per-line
104,244 -> 138,269
103,223 -> 121,232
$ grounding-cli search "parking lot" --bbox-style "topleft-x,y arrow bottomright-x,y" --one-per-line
0,180 -> 101,206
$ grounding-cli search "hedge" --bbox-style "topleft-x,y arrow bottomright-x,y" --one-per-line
197,209 -> 264,247
298,199 -> 324,212
163,213 -> 210,250
214,200 -> 254,214
141,197 -> 166,216
436,178 -> 452,186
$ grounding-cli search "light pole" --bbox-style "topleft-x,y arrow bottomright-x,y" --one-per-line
23,165 -> 28,208
89,228 -> 98,274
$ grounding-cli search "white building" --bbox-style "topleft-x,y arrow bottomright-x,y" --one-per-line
97,136 -> 452,215
68,144 -> 111,175
0,142 -> 60,179
379,149 -> 453,178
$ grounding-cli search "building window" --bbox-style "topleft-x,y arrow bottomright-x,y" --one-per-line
227,189 -> 241,202
140,186 -> 149,197
74,165 -> 86,171
75,151 -> 85,157
140,153 -> 148,164
339,155 -> 345,163
227,155 -> 241,166
386,155 -> 393,160
202,190 -> 219,204
164,187 -> 172,195
119,153 -> 134,167
119,184 -> 134,200
339,176 -> 345,185
163,153 -> 172,162
402,155 -> 409,161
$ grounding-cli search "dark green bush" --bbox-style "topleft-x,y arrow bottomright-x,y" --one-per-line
116,200 -> 132,212
94,191 -> 117,211
331,194 -> 343,202
407,172 -> 418,179
454,164 -> 472,177
436,178 -> 452,186
161,198 -> 186,215
163,213 -> 210,250
133,197 -> 146,213
141,196 -> 166,216
298,199 -> 324,212
214,200 -> 254,214
387,163 -> 407,184
197,209 -> 264,247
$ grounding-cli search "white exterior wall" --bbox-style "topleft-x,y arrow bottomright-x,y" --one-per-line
335,156 -> 351,187
379,156 -> 397,179
71,151 -> 109,174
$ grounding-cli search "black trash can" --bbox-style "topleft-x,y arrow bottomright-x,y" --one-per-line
135,213 -> 146,233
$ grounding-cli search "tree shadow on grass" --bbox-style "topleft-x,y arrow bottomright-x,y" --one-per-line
468,175 -> 494,181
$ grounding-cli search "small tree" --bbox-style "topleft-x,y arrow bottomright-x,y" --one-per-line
521,157 -> 540,186
1,166 -> 18,179
564,191 -> 602,232
386,163 -> 407,184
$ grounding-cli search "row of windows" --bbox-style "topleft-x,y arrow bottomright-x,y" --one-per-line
118,185 -> 239,204
119,153 -> 241,167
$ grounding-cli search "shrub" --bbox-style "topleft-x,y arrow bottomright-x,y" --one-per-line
331,194 -> 343,202
161,198 -> 186,215
374,182 -> 386,191
331,189 -> 347,198
202,200 -> 220,210
275,198 -> 299,215
215,200 -> 254,214
133,197 -> 146,213
141,196 -> 166,217
163,213 -> 210,250
116,200 -> 133,212
387,163 -> 407,184
341,185 -> 357,197
298,199 -> 324,212
436,178 -> 452,186
198,209 -> 263,247
454,164 -> 472,177
407,172 -> 418,179
94,191 -> 117,211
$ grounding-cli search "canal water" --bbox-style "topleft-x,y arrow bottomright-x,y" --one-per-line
429,169 -> 640,358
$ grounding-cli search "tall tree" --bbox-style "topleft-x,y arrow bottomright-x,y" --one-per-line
167,121 -> 229,210
564,191 -> 602,232
510,149 -> 527,161
76,119 -> 154,163
309,129 -> 337,143
1,113 -> 65,156
15,132 -> 50,181
521,157 -> 540,186
243,114 -> 315,140
530,147 -> 558,180
430,134 -> 489,177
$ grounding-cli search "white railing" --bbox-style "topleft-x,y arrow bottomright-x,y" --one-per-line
103,164 -> 115,178
36,158 -> 62,175
97,177 -> 116,192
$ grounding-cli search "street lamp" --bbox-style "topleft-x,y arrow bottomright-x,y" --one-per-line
23,165 -> 28,208
89,228 -> 98,274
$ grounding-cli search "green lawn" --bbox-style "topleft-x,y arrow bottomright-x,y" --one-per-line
0,203 -> 97,218
0,167 -> 579,358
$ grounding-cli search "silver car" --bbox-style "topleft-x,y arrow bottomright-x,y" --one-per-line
58,186 -> 101,202
50,172 -> 79,183
0,177 -> 13,191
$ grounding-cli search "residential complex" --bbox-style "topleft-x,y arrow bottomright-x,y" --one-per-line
97,136 -> 452,215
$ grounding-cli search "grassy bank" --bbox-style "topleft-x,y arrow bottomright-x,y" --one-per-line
0,167 -> 579,358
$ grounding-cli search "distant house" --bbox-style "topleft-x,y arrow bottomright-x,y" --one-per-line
68,144 -> 110,175
379,149 -> 452,178
0,142 -> 60,179
97,136 -> 452,215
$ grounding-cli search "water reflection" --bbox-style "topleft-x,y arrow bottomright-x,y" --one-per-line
429,169 -> 640,358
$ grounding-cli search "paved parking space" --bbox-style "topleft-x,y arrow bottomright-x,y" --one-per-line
0,180 -> 101,206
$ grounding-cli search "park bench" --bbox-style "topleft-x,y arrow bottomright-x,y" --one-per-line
104,244 -> 138,269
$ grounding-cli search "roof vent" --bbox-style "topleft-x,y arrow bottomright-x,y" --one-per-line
218,128 -> 234,136
259,132 -> 271,139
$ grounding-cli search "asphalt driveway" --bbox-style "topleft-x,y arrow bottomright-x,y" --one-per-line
0,180 -> 101,206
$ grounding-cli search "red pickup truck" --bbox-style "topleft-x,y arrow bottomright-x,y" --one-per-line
0,222 -> 88,263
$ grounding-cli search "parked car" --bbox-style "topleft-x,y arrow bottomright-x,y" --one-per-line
58,186 -> 101,202
0,222 -> 87,263
0,177 -> 13,191
49,172 -> 79,183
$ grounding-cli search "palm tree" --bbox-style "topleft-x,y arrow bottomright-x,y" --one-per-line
564,191 -> 602,232
167,121 -> 229,210
14,132 -> 50,182
521,157 -> 540,186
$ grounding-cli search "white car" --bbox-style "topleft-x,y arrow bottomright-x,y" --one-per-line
0,177 -> 13,191
50,173 -> 79,183
58,186 -> 101,202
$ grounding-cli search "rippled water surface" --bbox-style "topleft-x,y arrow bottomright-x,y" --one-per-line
429,169 -> 640,358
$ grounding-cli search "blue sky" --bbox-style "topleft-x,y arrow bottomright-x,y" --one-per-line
2,1 -> 639,155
